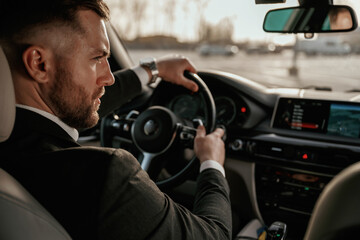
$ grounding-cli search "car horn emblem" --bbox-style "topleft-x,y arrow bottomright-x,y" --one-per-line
144,119 -> 158,136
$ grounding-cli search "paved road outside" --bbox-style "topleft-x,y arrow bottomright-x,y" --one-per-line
128,49 -> 360,92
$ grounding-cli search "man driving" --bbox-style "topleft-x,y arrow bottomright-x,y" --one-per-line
0,0 -> 232,239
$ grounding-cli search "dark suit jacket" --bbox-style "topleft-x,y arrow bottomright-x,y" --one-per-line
0,69 -> 232,239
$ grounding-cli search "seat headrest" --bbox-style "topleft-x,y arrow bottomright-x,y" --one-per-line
304,161 -> 360,240
0,46 -> 16,142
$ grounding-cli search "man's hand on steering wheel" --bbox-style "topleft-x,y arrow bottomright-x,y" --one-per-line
194,125 -> 225,166
144,55 -> 199,93
102,58 -> 219,188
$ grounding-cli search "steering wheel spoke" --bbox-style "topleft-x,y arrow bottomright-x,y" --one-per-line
140,151 -> 169,179
140,152 -> 156,171
178,125 -> 197,149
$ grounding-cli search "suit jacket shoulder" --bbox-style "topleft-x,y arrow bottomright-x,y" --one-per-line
0,90 -> 232,240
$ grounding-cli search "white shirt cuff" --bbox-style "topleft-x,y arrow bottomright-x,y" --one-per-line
200,160 -> 225,177
131,65 -> 149,86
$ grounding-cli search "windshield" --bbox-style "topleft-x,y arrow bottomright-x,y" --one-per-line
105,0 -> 360,92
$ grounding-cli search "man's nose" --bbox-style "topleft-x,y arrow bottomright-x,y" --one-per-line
97,59 -> 115,87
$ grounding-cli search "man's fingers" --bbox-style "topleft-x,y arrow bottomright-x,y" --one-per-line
196,126 -> 224,139
185,60 -> 197,74
181,76 -> 199,92
196,125 -> 206,137
212,128 -> 225,138
182,59 -> 198,92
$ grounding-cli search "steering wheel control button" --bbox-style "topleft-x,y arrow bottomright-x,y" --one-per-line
123,123 -> 130,132
179,126 -> 197,147
144,119 -> 159,136
180,132 -> 194,141
192,118 -> 204,128
111,121 -> 121,129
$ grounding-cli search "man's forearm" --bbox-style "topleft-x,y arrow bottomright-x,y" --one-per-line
193,168 -> 232,239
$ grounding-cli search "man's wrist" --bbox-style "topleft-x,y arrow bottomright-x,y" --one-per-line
139,57 -> 159,84
200,160 -> 225,177
131,66 -> 149,87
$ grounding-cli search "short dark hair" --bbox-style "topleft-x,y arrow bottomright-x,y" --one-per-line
1,0 -> 110,40
0,0 -> 110,70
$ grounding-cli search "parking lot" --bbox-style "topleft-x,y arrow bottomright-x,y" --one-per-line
128,49 -> 360,92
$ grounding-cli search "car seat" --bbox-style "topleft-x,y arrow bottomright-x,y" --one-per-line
0,46 -> 72,240
304,160 -> 360,240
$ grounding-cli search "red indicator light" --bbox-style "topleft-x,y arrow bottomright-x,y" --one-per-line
302,153 -> 308,160
290,122 -> 319,129
241,107 -> 247,113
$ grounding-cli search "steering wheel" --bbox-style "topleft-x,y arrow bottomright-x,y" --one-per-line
101,72 -> 216,189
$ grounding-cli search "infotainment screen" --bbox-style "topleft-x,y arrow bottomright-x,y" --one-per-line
272,98 -> 360,139
327,104 -> 360,138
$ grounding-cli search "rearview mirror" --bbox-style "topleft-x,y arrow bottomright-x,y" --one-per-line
263,5 -> 358,33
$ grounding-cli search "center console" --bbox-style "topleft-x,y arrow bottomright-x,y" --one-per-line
229,97 -> 360,239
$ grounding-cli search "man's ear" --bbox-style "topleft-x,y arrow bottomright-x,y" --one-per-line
22,46 -> 51,83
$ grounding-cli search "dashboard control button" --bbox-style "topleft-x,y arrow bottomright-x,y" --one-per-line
230,139 -> 243,151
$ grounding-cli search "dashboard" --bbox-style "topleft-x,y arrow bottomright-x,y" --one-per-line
146,71 -> 360,239
169,94 -> 243,126
99,23 -> 360,240
150,71 -> 268,132
166,88 -> 251,128
106,70 -> 360,239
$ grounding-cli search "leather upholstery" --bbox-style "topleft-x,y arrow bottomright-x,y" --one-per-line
0,46 -> 15,142
304,161 -> 360,240
0,169 -> 71,240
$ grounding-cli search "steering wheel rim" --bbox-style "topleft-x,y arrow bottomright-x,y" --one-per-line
100,71 -> 216,189
155,71 -> 216,189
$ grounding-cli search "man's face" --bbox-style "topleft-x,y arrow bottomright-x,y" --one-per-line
48,60 -> 104,129
330,8 -> 353,30
46,10 -> 114,129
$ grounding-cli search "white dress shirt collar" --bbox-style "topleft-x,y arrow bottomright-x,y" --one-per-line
16,104 -> 79,141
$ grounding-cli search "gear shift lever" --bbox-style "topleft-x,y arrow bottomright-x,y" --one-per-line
266,221 -> 287,240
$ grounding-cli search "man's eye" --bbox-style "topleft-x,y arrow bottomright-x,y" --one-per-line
94,56 -> 103,63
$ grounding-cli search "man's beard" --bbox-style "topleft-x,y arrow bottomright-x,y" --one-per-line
48,64 -> 103,129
